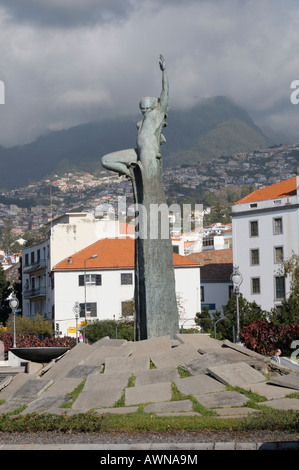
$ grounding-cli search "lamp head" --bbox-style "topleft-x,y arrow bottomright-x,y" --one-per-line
9,293 -> 19,310
231,266 -> 243,287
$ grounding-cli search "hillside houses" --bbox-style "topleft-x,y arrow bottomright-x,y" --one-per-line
1,143 -> 299,240
2,142 -> 299,341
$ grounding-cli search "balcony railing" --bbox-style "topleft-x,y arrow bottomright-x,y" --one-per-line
23,286 -> 47,299
23,259 -> 47,274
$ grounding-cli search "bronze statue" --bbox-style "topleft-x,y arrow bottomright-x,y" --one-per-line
102,55 -> 179,340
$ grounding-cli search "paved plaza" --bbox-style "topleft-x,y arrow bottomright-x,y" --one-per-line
0,334 -> 298,416
0,334 -> 298,450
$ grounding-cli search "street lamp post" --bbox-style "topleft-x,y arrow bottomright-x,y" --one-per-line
230,266 -> 243,343
180,318 -> 195,334
84,254 -> 98,324
9,292 -> 19,348
214,317 -> 226,339
73,302 -> 80,345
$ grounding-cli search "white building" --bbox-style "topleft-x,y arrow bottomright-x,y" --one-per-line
231,175 -> 299,312
22,212 -> 133,323
188,248 -> 233,315
202,223 -> 232,251
52,237 -> 201,337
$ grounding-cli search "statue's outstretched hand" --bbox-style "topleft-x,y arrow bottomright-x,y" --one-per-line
159,54 -> 166,71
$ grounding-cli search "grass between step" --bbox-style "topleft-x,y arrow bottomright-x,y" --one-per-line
0,367 -> 298,433
0,406 -> 297,433
60,378 -> 87,409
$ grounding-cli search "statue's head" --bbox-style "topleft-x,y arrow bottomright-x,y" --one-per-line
139,97 -> 158,115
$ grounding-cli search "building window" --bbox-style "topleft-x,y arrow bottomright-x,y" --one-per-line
273,217 -> 283,235
275,276 -> 285,299
250,220 -> 258,237
224,237 -> 232,248
121,273 -> 133,285
201,303 -> 216,310
78,274 -> 102,286
274,246 -> 284,264
250,249 -> 260,265
79,302 -> 97,317
251,277 -> 260,294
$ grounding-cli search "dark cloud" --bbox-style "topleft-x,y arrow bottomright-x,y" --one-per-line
0,0 -> 299,146
0,0 -> 136,28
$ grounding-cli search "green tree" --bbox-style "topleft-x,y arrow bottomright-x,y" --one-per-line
12,260 -> 22,312
1,219 -> 13,254
195,306 -> 218,333
0,264 -> 12,324
222,293 -> 267,342
269,252 -> 299,325
85,319 -> 134,344
6,314 -> 52,336
195,307 -> 230,339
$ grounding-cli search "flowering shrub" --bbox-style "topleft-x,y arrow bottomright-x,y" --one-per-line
0,332 -> 75,358
239,319 -> 299,356
278,323 -> 299,355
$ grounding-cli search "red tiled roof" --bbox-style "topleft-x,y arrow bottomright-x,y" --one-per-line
53,237 -> 200,271
187,248 -> 233,265
235,176 -> 297,204
187,249 -> 233,281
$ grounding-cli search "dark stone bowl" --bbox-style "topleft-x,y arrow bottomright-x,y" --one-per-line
10,347 -> 70,363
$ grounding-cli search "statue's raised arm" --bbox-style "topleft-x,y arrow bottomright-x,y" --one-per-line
159,55 -> 169,112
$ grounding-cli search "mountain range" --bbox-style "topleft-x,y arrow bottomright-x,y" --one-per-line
0,96 -> 285,191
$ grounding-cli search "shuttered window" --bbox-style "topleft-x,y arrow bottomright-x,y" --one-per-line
250,221 -> 258,237
78,274 -> 102,286
250,249 -> 259,265
121,273 -> 133,285
251,277 -> 260,294
79,302 -> 97,318
275,276 -> 285,299
273,217 -> 283,235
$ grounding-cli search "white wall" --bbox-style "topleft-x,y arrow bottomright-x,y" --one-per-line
201,281 -> 231,315
53,265 -> 201,337
174,267 -> 201,329
53,269 -> 134,336
50,216 -> 123,269
232,196 -> 299,311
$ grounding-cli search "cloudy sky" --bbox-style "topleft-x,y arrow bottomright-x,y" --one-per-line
0,0 -> 299,147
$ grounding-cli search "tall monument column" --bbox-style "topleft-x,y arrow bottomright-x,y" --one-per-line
101,55 -> 179,340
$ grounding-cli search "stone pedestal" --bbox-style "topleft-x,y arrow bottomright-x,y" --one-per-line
132,159 -> 179,341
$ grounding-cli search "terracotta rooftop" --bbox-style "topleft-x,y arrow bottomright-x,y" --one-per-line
235,176 -> 297,204
187,249 -> 233,281
53,237 -> 200,271
187,248 -> 233,265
